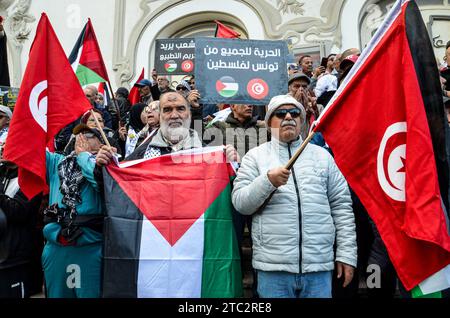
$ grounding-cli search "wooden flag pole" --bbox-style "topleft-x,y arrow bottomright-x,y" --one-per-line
90,109 -> 111,148
285,131 -> 316,170
255,131 -> 316,215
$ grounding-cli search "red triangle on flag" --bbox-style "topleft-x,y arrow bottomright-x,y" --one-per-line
216,80 -> 226,92
107,152 -> 232,246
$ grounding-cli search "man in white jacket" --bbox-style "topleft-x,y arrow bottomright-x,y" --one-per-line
232,94 -> 357,298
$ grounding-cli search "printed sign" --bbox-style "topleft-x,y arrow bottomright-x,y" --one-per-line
154,38 -> 195,75
0,86 -> 19,110
195,38 -> 288,105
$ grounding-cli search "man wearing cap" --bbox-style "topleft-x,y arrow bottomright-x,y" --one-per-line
288,73 -> 322,140
232,95 -> 357,298
134,79 -> 155,104
42,124 -> 112,298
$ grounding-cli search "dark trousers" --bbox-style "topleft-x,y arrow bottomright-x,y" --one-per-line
232,208 -> 258,298
0,263 -> 32,298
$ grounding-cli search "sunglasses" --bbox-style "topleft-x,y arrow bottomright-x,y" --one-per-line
273,108 -> 302,119
176,86 -> 188,91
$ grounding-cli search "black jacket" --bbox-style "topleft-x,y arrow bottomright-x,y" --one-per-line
0,165 -> 42,269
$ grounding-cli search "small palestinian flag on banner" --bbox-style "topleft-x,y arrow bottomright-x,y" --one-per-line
102,147 -> 243,298
164,60 -> 177,73
69,19 -> 109,86
216,76 -> 239,98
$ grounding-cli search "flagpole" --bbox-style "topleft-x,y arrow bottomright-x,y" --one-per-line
106,81 -> 122,125
285,131 -> 315,170
90,109 -> 112,148
255,131 -> 315,215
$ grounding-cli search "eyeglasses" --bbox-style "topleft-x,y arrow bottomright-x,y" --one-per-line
176,86 -> 188,91
144,106 -> 159,113
273,108 -> 302,119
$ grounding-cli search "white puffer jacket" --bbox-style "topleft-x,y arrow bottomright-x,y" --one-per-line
232,137 -> 357,274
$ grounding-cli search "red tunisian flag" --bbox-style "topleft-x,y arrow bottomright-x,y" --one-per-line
3,13 -> 92,199
314,0 -> 450,291
128,68 -> 144,105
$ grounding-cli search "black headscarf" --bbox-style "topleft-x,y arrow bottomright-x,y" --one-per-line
129,103 -> 147,131
116,87 -> 129,99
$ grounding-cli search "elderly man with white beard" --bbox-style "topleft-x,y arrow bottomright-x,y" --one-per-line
96,91 -> 238,163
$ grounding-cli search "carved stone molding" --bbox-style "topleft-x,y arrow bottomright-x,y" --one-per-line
113,0 -> 346,87
0,0 -> 35,86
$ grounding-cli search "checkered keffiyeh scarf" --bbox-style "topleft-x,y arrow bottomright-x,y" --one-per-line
57,151 -> 85,209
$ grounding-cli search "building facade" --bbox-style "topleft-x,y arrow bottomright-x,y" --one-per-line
1,0 -> 449,88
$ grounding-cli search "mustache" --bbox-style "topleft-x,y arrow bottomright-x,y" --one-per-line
281,120 -> 297,127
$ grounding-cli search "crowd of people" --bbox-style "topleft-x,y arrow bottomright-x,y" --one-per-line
0,33 -> 449,299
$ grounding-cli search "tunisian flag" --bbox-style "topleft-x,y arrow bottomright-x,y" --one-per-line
3,13 -> 92,199
314,0 -> 450,292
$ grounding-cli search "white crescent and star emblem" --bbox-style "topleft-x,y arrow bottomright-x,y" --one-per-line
377,122 -> 407,202
29,80 -> 48,132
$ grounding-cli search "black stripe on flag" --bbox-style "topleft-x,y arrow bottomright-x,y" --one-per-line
405,0 -> 450,217
102,169 -> 143,298
68,22 -> 86,65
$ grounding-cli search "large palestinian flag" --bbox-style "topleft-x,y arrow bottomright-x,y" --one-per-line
68,19 -> 109,86
314,0 -> 450,296
102,147 -> 243,298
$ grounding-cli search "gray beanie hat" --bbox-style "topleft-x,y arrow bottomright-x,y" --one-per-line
265,95 -> 306,127
0,105 -> 12,119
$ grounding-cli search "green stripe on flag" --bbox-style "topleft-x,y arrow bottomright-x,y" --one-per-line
76,64 -> 106,86
202,181 -> 243,298
412,286 -> 442,298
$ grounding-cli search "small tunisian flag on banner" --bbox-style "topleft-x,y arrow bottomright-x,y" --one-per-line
128,68 -> 144,105
314,0 -> 450,293
214,20 -> 240,39
3,13 -> 92,199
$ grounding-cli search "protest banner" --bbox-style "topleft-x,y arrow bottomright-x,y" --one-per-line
0,86 -> 19,109
195,37 -> 288,105
155,38 -> 195,75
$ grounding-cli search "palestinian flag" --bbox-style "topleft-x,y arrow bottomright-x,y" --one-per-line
314,0 -> 450,296
216,76 -> 238,98
102,147 -> 243,298
165,60 -> 177,73
68,19 -> 109,86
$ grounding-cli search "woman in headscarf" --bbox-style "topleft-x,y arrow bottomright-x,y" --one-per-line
63,109 -> 122,157
42,125 -> 108,298
118,102 -> 160,158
